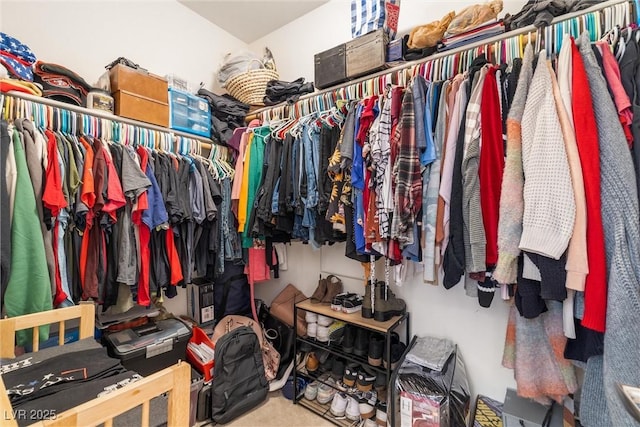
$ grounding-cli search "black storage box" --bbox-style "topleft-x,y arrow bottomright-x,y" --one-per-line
190,369 -> 205,427
346,28 -> 388,79
103,318 -> 192,377
314,43 -> 348,89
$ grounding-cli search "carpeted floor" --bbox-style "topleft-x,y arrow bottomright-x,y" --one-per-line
202,392 -> 333,427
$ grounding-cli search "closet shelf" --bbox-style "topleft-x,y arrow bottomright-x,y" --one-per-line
0,90 -> 222,150
297,299 -> 406,333
245,0 -> 630,121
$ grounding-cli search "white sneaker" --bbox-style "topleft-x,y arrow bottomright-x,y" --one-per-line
346,396 -> 360,421
364,419 -> 377,427
359,390 -> 377,419
317,314 -> 333,327
317,379 -> 337,404
330,392 -> 348,417
304,381 -> 318,400
316,325 -> 330,342
307,322 -> 318,338
305,311 -> 318,323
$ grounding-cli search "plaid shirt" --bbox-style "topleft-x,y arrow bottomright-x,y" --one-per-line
391,86 -> 422,245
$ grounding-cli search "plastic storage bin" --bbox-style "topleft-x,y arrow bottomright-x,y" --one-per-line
169,88 -> 211,138
186,326 -> 215,381
102,318 -> 192,377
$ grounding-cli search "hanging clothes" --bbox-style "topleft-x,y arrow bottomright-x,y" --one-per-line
576,32 -> 640,427
3,123 -> 53,346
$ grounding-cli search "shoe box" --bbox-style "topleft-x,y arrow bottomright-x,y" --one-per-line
187,278 -> 215,326
102,317 -> 192,377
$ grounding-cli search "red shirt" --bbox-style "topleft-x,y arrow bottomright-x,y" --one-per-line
133,146 -> 151,306
102,145 -> 126,221
479,66 -> 505,266
571,39 -> 608,333
42,130 -> 67,217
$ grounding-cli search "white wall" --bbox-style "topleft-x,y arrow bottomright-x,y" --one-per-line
248,0 -> 536,402
0,0 -> 247,91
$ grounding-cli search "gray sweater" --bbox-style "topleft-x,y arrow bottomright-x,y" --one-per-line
577,32 -> 640,427
462,65 -> 488,274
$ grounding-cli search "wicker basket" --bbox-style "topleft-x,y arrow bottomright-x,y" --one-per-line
226,66 -> 279,106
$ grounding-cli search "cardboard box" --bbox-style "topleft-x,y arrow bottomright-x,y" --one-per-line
187,279 -> 215,325
113,90 -> 169,127
109,64 -> 168,103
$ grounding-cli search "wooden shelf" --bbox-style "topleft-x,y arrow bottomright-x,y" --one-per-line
297,299 -> 405,334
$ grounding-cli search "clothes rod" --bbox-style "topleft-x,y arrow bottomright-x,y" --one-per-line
1,90 -> 221,150
247,0 -> 630,119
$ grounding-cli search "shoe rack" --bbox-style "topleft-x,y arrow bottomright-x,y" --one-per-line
293,298 -> 410,427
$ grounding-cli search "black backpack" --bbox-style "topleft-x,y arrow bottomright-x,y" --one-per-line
210,326 -> 268,424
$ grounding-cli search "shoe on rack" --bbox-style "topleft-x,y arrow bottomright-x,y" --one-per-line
374,374 -> 387,400
331,292 -> 352,311
317,349 -> 331,363
368,334 -> 384,366
310,276 -> 328,304
317,314 -> 333,327
305,311 -> 318,323
299,341 -> 312,353
306,352 -> 319,372
356,367 -> 377,392
364,418 -> 378,427
342,294 -> 363,314
354,328 -> 370,357
328,321 -> 346,342
362,280 -> 378,319
383,341 -> 407,370
331,357 -> 346,380
345,395 -> 361,421
316,325 -> 330,343
376,402 -> 387,426
342,325 -> 356,354
320,275 -> 344,305
359,390 -> 378,419
330,392 -> 349,417
317,378 -> 337,404
307,322 -> 317,338
318,355 -> 334,375
374,281 -> 407,322
343,363 -> 359,387
304,381 -> 319,400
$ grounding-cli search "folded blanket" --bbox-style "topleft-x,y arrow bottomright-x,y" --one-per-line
14,370 -> 143,427
3,347 -> 125,406
0,338 -> 101,375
